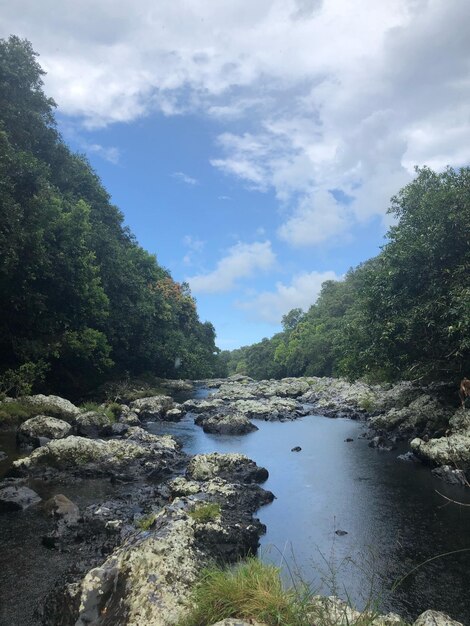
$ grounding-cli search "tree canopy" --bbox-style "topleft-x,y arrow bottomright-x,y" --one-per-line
224,167 -> 470,384
0,35 -> 219,396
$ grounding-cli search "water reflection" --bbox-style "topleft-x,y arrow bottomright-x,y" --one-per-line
148,413 -> 470,623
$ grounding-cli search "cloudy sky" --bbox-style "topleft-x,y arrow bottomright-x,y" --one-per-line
2,0 -> 470,349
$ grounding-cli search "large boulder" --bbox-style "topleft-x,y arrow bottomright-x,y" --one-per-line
369,395 -> 450,438
20,394 -> 80,422
17,415 -> 72,447
43,494 -> 80,523
130,395 -> 174,420
411,434 -> 470,469
11,429 -> 183,480
183,398 -> 225,413
187,453 -> 268,484
195,413 -> 258,435
75,411 -> 112,438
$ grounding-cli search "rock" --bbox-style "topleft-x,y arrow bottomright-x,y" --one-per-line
344,438 -> 354,443
411,434 -> 470,469
76,411 -> 113,438
369,395 -> 450,438
21,394 -> 80,422
161,379 -> 193,392
17,415 -> 72,447
368,436 -> 396,451
130,395 -> 174,420
196,413 -> 258,435
12,430 -> 184,480
165,407 -> 184,421
0,450 -> 7,461
432,465 -> 468,486
397,451 -> 420,463
309,595 -> 403,625
43,494 -> 80,523
187,453 -> 269,484
291,446 -> 302,452
183,398 -> 226,413
335,529 -> 348,536
70,468 -> 273,626
0,482 -> 41,511
413,609 -> 463,626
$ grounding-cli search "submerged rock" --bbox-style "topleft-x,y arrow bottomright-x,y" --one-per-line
43,494 -> 80,523
432,465 -> 468,486
17,415 -> 72,447
0,481 -> 41,512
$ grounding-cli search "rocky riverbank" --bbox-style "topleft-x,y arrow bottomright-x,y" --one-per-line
190,375 -> 469,486
0,376 -> 468,624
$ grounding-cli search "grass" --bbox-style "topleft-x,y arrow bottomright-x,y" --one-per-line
79,401 -> 122,423
179,558 -> 311,626
136,512 -> 157,531
179,557 -> 407,626
188,502 -> 221,523
0,399 -> 65,427
0,400 -> 39,426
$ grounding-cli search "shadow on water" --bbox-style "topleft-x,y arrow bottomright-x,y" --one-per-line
148,411 -> 470,624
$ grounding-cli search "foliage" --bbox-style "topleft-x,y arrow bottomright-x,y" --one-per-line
0,400 -> 41,426
188,502 -> 221,523
0,36 -> 220,397
179,558 -> 311,626
225,167 -> 470,385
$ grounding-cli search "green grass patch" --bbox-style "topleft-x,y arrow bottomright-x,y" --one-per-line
188,502 -> 221,523
0,400 -> 43,427
136,513 -> 157,531
79,401 -> 122,423
179,558 -> 311,626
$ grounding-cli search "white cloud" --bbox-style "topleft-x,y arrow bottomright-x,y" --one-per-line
87,143 -> 120,164
187,241 -> 276,293
240,270 -> 341,324
182,235 -> 205,266
2,0 -> 470,245
172,171 -> 199,186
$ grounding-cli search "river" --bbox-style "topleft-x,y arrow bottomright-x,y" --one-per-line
1,387 -> 469,625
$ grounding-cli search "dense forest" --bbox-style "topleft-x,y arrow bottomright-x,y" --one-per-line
221,166 -> 470,383
0,36 -> 220,396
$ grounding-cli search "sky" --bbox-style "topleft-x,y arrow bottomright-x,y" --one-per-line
1,0 -> 470,350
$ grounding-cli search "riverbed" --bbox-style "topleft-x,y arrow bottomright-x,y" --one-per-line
1,388 -> 470,625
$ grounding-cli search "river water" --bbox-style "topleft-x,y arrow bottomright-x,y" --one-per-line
148,391 -> 470,624
1,388 -> 469,625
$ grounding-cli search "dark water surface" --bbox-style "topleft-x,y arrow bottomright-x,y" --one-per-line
148,408 -> 470,624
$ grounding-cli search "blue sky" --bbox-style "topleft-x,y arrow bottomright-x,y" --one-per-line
2,0 -> 470,349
